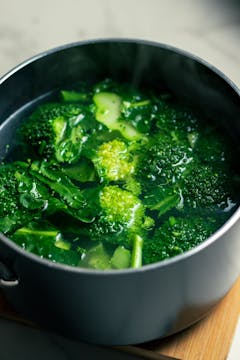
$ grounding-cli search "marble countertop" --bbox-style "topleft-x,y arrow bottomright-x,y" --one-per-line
0,0 -> 240,88
0,0 -> 240,358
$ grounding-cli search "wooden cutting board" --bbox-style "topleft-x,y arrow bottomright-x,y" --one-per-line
0,276 -> 240,360
122,276 -> 240,360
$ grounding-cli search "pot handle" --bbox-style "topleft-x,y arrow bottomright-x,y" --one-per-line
0,260 -> 19,287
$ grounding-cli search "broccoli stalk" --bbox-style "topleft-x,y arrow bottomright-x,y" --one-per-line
60,90 -> 89,103
88,185 -> 147,269
110,245 -> 131,269
14,227 -> 60,239
93,92 -> 142,141
131,234 -> 143,268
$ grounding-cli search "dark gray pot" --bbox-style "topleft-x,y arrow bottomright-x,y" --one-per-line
0,39 -> 240,345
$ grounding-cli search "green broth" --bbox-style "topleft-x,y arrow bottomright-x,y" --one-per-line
0,79 -> 239,269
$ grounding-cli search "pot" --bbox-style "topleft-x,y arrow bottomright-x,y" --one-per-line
0,39 -> 240,345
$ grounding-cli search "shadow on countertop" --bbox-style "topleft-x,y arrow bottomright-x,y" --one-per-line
202,0 -> 240,21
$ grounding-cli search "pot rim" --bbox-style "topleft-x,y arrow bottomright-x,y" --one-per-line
0,38 -> 239,276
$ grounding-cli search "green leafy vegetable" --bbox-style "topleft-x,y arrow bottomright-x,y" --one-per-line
0,78 -> 238,270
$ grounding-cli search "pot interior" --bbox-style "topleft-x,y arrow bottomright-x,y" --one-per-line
0,41 -> 240,157
0,40 -> 240,244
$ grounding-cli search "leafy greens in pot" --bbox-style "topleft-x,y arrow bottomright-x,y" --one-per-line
0,78 -> 239,269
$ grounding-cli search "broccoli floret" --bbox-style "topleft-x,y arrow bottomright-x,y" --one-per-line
155,97 -> 199,137
136,126 -> 238,216
21,102 -> 95,163
143,214 -> 224,265
82,136 -> 143,193
182,163 -> 236,209
90,139 -> 135,182
136,132 -> 193,215
193,128 -> 232,165
137,132 -> 193,189
89,185 -> 146,268
0,163 -> 22,217
99,185 -> 144,227
123,176 -> 142,196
